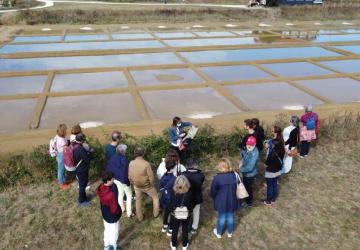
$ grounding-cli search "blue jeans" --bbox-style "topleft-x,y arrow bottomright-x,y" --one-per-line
56,153 -> 65,184
216,212 -> 234,234
266,177 -> 278,202
300,141 -> 310,156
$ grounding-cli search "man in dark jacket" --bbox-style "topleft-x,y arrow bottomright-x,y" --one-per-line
97,171 -> 122,250
73,133 -> 91,206
182,158 -> 205,234
106,144 -> 133,218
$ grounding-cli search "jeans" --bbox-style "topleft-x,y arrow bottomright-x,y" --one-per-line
103,219 -> 119,250
300,141 -> 310,156
134,186 -> 159,221
76,168 -> 89,203
216,212 -> 234,235
243,176 -> 255,205
171,216 -> 189,247
266,177 -> 278,202
114,180 -> 133,217
192,204 -> 200,230
163,205 -> 171,228
56,153 -> 65,185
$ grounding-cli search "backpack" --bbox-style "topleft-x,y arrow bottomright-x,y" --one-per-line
306,114 -> 316,130
160,189 -> 172,207
49,136 -> 57,157
173,195 -> 189,220
63,144 -> 81,172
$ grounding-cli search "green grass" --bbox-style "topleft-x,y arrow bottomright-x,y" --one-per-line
0,112 -> 360,249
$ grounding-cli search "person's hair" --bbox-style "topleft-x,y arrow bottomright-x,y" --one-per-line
172,116 -> 181,127
290,116 -> 300,127
244,119 -> 255,129
116,144 -> 127,155
134,145 -> 145,157
272,139 -> 285,157
173,175 -> 191,194
75,133 -> 86,143
166,161 -> 176,172
186,157 -> 199,169
272,126 -> 283,141
217,158 -> 234,173
56,124 -> 67,137
71,124 -> 82,135
165,149 -> 180,164
252,118 -> 260,127
111,131 -> 121,142
305,104 -> 313,113
102,171 -> 114,183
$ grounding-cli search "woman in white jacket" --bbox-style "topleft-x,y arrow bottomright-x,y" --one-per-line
157,149 -> 186,180
282,116 -> 300,174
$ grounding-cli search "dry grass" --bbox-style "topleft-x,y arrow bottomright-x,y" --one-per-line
1,130 -> 359,249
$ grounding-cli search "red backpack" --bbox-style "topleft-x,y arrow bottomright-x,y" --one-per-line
63,144 -> 81,172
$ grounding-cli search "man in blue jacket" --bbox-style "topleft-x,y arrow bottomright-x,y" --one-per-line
240,136 -> 259,208
106,144 -> 133,218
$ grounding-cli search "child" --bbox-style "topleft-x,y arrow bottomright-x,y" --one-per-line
97,171 -> 122,250
159,161 -> 177,235
240,136 -> 259,208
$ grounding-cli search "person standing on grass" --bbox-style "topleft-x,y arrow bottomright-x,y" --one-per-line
53,123 -> 69,190
240,136 -> 259,208
157,149 -> 186,180
264,125 -> 283,158
252,118 -> 265,152
283,116 -> 300,173
106,144 -> 134,218
170,175 -> 193,250
210,158 -> 240,239
181,158 -> 205,235
128,145 -> 159,221
264,139 -> 285,206
300,104 -> 319,158
169,116 -> 192,163
97,171 -> 121,250
73,133 -> 91,207
239,119 -> 257,153
159,161 -> 177,236
105,131 -> 122,165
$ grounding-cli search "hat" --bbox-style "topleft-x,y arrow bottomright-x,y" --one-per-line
75,133 -> 86,143
246,136 -> 257,146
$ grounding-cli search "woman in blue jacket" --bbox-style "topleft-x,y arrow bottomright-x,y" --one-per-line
210,158 -> 240,239
168,116 -> 192,163
240,136 -> 259,208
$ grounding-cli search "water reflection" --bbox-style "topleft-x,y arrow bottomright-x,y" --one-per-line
0,76 -> 47,95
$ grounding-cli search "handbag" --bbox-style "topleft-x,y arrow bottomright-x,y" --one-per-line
287,148 -> 298,157
235,172 -> 249,199
173,195 -> 189,220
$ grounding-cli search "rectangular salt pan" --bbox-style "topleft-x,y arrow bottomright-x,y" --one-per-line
154,32 -> 196,39
0,75 -> 47,95
333,45 -> 360,55
0,52 -> 184,72
193,32 -> 236,37
0,40 -> 165,54
111,33 -> 154,40
12,36 -> 63,43
311,34 -> 360,43
261,62 -> 335,77
180,47 -> 341,64
51,71 -> 128,92
131,68 -> 204,87
201,65 -> 272,81
65,34 -> 110,41
317,59 -> 360,73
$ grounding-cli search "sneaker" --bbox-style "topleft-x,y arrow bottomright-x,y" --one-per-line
162,225 -> 168,233
241,202 -> 252,208
191,228 -> 197,234
166,229 -> 173,237
79,201 -> 90,207
86,185 -> 91,191
170,242 -> 176,250
183,243 -> 189,250
299,155 -> 305,159
227,233 -> 233,238
263,200 -> 272,206
60,184 -> 69,190
213,228 -> 221,239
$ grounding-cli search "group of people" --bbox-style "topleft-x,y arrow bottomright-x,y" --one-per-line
50,105 -> 319,250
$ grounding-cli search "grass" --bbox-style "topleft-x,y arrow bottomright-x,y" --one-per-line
0,112 -> 360,249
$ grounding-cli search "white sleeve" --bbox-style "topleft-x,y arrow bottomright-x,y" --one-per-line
157,162 -> 166,180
